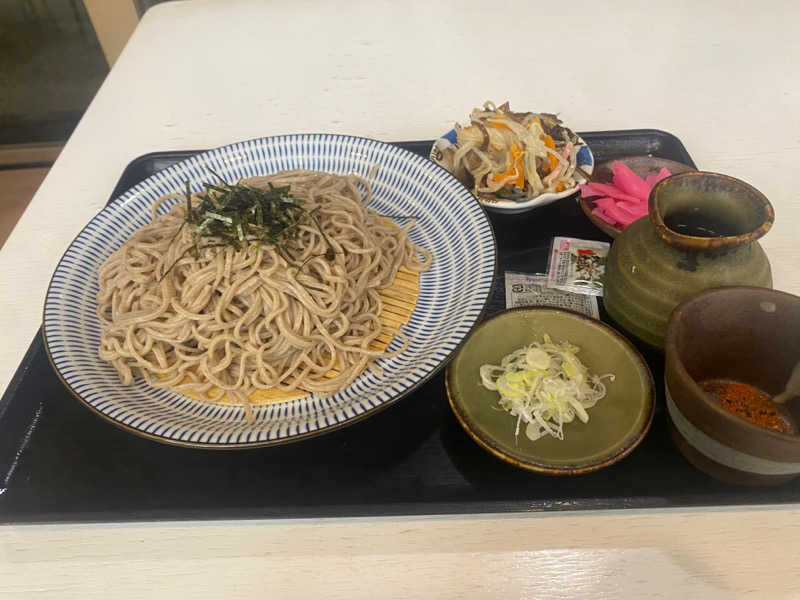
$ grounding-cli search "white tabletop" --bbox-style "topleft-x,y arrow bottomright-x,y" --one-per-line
2,0 -> 800,597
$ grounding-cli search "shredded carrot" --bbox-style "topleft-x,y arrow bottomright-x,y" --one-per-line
541,134 -> 559,173
488,119 -> 510,131
488,144 -> 525,189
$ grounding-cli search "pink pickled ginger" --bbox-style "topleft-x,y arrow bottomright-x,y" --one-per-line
645,168 -> 672,189
611,161 -> 651,199
580,161 -> 672,230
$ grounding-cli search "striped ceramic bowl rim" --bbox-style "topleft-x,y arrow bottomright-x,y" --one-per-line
43,134 -> 497,448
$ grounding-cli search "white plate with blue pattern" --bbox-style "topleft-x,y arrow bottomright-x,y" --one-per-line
43,134 -> 497,448
430,129 -> 594,214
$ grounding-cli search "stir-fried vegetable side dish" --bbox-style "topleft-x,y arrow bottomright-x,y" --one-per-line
479,334 -> 614,442
442,101 -> 582,200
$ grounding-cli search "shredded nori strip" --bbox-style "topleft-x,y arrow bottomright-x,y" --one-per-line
158,172 -> 336,281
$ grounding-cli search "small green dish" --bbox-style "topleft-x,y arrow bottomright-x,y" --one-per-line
446,308 -> 655,475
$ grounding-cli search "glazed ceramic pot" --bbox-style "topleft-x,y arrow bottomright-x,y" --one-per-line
603,171 -> 774,349
665,287 -> 800,486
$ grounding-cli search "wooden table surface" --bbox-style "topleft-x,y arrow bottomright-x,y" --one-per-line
2,0 -> 799,597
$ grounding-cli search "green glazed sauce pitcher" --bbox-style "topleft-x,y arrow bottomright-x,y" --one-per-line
603,171 -> 774,350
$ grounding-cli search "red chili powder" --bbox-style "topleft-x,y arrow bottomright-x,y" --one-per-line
698,379 -> 794,434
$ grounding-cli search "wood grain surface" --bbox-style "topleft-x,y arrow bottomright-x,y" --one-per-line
2,508 -> 799,598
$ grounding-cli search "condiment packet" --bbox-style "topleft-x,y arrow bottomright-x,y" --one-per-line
504,271 -> 599,318
546,237 -> 610,297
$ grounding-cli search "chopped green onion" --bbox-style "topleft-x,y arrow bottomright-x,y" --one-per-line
479,333 -> 615,442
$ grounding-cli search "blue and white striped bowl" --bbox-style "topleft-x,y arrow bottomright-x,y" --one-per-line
43,134 -> 497,448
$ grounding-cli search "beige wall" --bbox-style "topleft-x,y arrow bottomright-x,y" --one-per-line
82,0 -> 140,66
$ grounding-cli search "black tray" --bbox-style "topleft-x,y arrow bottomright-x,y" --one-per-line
4,130 -> 797,525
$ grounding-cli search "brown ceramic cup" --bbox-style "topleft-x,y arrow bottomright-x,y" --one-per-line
664,286 -> 800,485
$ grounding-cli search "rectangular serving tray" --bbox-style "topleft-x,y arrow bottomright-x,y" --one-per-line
4,129 -> 796,525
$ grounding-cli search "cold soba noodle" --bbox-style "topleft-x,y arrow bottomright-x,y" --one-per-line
97,170 -> 431,414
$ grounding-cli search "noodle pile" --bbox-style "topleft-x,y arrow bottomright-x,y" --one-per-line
97,170 -> 432,410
